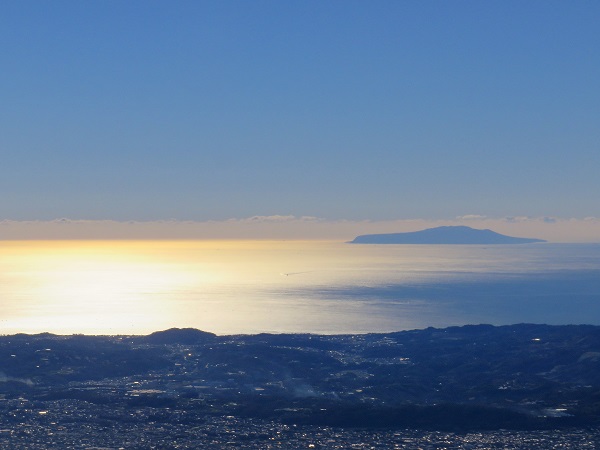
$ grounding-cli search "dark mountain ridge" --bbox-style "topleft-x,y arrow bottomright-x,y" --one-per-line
1,324 -> 599,432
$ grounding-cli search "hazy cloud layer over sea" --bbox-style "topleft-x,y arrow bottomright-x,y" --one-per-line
0,216 -> 599,242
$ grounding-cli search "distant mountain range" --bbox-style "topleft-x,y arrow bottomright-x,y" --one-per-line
349,226 -> 546,244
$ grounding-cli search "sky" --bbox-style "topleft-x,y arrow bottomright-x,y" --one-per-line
1,1 -> 599,240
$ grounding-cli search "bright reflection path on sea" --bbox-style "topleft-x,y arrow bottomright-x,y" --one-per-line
0,240 -> 599,335
0,241 -> 209,334
1,240 -> 355,334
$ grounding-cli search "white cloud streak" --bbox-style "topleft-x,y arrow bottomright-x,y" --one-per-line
0,216 -> 598,242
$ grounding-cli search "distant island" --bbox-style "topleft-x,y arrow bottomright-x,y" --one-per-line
349,225 -> 546,244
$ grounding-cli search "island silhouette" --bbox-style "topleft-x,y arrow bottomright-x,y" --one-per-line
349,226 -> 546,244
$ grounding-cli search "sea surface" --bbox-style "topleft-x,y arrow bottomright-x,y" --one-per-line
0,240 -> 599,335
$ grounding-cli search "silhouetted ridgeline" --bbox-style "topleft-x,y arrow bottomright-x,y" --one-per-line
1,324 -> 599,431
350,226 -> 546,244
136,327 -> 217,345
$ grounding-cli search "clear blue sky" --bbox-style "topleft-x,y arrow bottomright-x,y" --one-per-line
2,1 -> 599,221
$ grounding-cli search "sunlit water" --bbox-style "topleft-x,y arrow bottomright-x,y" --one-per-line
0,240 -> 599,335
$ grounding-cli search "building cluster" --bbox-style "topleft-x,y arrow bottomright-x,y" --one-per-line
0,397 -> 598,449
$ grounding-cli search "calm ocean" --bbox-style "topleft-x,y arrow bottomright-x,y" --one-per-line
0,240 -> 599,335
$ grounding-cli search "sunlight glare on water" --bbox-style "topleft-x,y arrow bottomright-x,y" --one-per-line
0,240 -> 599,335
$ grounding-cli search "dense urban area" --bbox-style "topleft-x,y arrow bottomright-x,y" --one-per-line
1,324 -> 600,448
